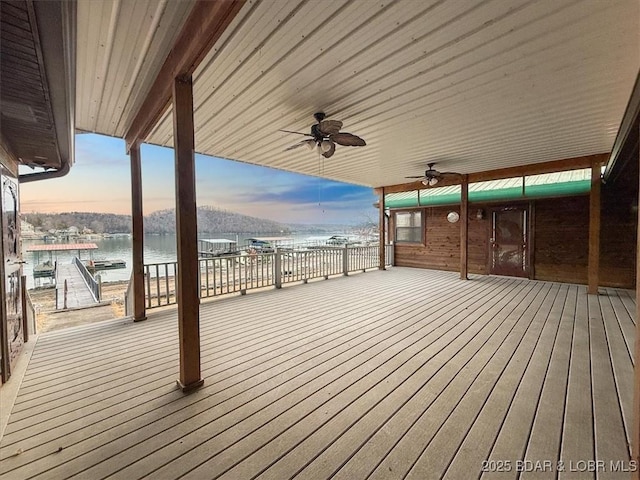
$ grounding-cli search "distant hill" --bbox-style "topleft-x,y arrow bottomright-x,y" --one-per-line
146,206 -> 289,234
23,206 -> 290,235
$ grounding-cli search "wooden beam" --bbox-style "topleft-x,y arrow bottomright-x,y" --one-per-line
587,160 -> 602,295
173,75 -> 203,392
633,123 -> 640,480
460,175 -> 468,280
124,0 -> 246,150
379,153 -> 608,194
129,142 -> 146,322
379,187 -> 386,270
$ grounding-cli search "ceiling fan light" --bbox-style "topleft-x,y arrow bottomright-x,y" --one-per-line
429,177 -> 439,186
306,141 -> 315,150
320,140 -> 333,153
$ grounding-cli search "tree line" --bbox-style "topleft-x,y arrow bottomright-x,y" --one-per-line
23,206 -> 290,235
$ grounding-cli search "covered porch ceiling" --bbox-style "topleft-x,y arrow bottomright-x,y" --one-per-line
75,0 -> 639,188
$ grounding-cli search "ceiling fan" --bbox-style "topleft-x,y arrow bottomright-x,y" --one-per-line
405,163 -> 460,186
281,112 -> 366,158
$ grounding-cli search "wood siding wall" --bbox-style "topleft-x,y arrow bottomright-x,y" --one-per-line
600,162 -> 638,288
394,206 -> 460,272
534,197 -> 589,284
393,206 -> 491,274
393,193 -> 636,289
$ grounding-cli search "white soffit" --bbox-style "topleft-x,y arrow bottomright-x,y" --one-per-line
75,0 -> 195,137
80,0 -> 639,188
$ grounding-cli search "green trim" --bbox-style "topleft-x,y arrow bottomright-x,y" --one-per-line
386,197 -> 420,208
419,192 -> 462,206
468,186 -> 524,202
386,179 -> 591,208
524,180 -> 590,197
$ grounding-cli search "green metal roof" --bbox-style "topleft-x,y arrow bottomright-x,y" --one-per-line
385,168 -> 591,208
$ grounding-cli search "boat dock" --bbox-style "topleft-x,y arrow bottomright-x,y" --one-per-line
55,259 -> 101,309
25,244 -> 105,309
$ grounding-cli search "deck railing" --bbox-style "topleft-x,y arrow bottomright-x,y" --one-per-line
124,270 -> 134,316
73,256 -> 101,301
143,244 -> 394,309
145,261 -> 178,308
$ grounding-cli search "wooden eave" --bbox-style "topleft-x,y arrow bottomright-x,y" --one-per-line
0,0 -> 75,173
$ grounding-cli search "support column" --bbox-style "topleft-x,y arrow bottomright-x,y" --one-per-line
632,124 -> 640,480
379,187 -> 386,270
130,142 -> 146,322
587,161 -> 601,295
460,175 -> 469,280
173,74 -> 203,392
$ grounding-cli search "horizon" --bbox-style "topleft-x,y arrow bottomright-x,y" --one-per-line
19,134 -> 378,225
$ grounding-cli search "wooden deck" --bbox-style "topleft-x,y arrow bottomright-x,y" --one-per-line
0,268 -> 636,479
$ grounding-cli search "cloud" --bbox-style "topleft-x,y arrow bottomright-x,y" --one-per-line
243,179 -> 375,206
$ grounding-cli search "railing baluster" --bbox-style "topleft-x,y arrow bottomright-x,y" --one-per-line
145,265 -> 151,308
165,263 -> 170,305
205,259 -> 210,296
155,264 -> 160,306
213,258 -> 218,296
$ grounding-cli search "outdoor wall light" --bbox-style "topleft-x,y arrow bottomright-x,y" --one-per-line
476,209 -> 484,220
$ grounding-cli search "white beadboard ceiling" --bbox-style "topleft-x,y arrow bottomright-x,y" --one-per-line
75,0 -> 640,188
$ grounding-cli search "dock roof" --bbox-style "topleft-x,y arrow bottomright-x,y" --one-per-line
199,239 -> 236,244
25,243 -> 99,252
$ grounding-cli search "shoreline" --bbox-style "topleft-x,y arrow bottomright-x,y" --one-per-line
28,280 -> 129,332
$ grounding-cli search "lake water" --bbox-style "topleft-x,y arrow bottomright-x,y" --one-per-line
21,232 -> 350,289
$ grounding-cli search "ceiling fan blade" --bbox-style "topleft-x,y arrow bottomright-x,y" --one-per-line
285,139 -> 315,151
321,140 -> 336,158
279,129 -> 312,136
331,132 -> 366,146
405,175 -> 425,179
317,120 -> 343,135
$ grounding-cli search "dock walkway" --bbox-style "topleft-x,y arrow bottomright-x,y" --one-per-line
55,262 -> 99,309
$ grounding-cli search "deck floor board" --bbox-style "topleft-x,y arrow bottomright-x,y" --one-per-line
0,268 -> 634,480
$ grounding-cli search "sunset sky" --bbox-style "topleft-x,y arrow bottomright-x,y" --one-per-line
19,134 -> 377,225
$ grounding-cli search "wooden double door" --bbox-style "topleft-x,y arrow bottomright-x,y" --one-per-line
489,206 -> 530,278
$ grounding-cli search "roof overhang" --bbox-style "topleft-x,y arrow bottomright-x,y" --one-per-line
75,0 -> 639,189
604,70 -> 640,184
0,0 -> 76,181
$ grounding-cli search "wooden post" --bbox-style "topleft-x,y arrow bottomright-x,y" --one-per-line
343,245 -> 349,276
130,142 -> 146,322
632,124 -> 640,480
173,75 -> 203,392
460,174 -> 469,280
587,161 -> 601,294
21,275 -> 28,343
379,187 -> 386,270
275,249 -> 282,289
